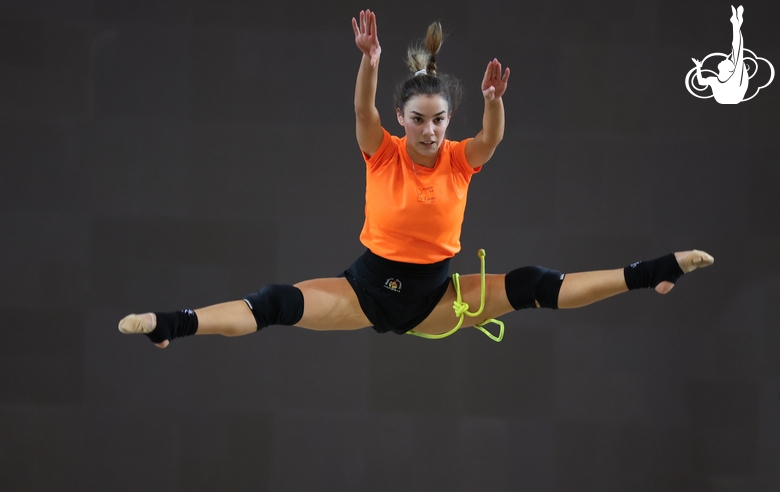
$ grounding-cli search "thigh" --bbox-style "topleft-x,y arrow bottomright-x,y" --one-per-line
411,274 -> 514,336
294,277 -> 372,331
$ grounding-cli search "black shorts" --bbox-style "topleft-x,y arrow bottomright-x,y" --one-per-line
340,249 -> 452,334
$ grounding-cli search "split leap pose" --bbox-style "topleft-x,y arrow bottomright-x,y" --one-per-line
692,5 -> 748,104
119,10 -> 713,348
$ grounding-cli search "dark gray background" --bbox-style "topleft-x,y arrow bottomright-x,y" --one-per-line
1,0 -> 778,490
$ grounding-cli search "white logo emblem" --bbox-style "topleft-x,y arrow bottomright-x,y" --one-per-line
685,5 -> 774,104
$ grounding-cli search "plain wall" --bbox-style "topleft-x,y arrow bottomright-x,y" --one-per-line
1,0 -> 779,490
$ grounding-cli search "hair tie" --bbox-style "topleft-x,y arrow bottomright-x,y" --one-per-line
414,69 -> 427,77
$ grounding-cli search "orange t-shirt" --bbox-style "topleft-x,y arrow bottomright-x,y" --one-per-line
359,128 -> 481,264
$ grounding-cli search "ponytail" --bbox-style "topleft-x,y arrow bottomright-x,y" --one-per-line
395,21 -> 462,113
405,22 -> 443,75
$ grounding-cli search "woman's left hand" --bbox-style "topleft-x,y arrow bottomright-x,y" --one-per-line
481,58 -> 510,100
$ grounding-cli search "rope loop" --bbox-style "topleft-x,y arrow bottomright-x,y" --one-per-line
408,249 -> 505,342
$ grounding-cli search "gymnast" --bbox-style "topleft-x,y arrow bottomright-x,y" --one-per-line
119,10 -> 714,348
692,5 -> 748,104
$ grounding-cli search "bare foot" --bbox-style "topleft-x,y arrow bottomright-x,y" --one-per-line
655,249 -> 715,294
118,313 -> 169,348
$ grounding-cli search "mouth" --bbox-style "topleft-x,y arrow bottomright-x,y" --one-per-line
420,141 -> 436,148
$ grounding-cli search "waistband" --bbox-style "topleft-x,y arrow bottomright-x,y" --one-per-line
363,249 -> 451,277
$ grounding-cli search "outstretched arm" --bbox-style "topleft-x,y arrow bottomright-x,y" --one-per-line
465,59 -> 510,169
692,58 -> 710,86
352,10 -> 384,156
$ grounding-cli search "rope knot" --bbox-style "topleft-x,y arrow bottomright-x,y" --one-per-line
453,301 -> 470,317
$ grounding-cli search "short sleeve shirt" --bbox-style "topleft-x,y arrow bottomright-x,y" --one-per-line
359,128 -> 481,264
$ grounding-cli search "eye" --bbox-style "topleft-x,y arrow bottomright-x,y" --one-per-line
434,117 -> 444,123
413,117 -> 423,123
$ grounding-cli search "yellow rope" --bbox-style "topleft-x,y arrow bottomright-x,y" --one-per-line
407,249 -> 504,342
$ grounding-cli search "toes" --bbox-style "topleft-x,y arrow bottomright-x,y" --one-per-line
676,250 -> 715,274
117,313 -> 156,334
690,250 -> 715,270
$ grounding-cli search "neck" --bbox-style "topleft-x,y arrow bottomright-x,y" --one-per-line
406,143 -> 437,168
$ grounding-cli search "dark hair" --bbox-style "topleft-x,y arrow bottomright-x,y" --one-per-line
393,21 -> 463,114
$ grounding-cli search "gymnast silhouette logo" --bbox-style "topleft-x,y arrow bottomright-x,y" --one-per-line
686,5 -> 774,104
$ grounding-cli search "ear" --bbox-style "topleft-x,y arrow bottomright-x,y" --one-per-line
396,108 -> 404,127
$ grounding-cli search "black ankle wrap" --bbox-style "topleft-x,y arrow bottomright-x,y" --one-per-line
624,253 -> 684,290
147,309 -> 199,343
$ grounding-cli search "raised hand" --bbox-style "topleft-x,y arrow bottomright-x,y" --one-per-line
692,58 -> 703,67
352,9 -> 381,67
481,58 -> 510,100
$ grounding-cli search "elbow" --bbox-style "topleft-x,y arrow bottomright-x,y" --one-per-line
355,107 -> 379,123
486,133 -> 503,148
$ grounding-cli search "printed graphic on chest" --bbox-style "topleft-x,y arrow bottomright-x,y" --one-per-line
416,186 -> 436,203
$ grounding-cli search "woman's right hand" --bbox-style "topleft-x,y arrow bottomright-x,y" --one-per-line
352,9 -> 381,67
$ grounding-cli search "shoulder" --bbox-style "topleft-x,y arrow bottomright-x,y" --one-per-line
443,138 -> 481,175
363,129 -> 403,169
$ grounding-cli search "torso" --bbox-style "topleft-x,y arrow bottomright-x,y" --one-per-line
359,129 -> 479,264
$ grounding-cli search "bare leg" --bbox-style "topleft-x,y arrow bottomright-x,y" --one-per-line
557,269 -> 627,309
195,301 -> 257,336
119,277 -> 370,348
120,251 -> 713,342
558,250 -> 713,308
410,250 -> 714,336
118,301 -> 257,349
731,6 -> 744,62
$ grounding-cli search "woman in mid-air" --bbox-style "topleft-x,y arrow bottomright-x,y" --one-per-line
119,10 -> 713,347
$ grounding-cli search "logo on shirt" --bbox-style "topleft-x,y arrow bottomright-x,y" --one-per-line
416,186 -> 436,203
384,278 -> 402,293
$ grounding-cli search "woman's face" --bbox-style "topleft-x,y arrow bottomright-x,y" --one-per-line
396,94 -> 451,163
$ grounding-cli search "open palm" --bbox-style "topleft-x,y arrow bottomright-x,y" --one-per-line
352,10 -> 381,67
481,58 -> 510,100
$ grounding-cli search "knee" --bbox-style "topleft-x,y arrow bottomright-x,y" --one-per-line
244,284 -> 304,330
505,266 -> 565,310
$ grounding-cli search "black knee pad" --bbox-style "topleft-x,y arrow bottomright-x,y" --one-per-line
244,284 -> 304,330
505,266 -> 565,310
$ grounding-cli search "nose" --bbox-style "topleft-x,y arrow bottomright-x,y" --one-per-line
422,121 -> 435,136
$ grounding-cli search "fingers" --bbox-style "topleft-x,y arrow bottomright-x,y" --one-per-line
362,10 -> 375,37
370,11 -> 378,40
352,17 -> 360,37
353,10 -> 378,41
485,58 -> 510,81
353,10 -> 369,36
155,340 -> 169,349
